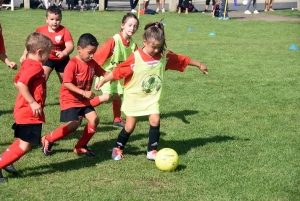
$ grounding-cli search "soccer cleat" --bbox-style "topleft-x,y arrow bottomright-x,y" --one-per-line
74,146 -> 95,156
0,154 -> 18,174
113,118 -> 125,128
111,147 -> 123,160
162,8 -> 165,13
0,170 -> 8,183
147,150 -> 157,161
253,10 -> 259,14
41,136 -> 54,156
244,10 -> 251,14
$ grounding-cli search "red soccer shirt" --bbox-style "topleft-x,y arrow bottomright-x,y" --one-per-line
36,25 -> 73,61
112,49 -> 191,85
93,32 -> 138,66
0,24 -> 6,54
60,57 -> 106,110
14,58 -> 46,124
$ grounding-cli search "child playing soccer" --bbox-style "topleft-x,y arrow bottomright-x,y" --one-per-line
20,5 -> 74,83
41,33 -> 106,157
90,13 -> 139,128
0,24 -> 17,70
0,32 -> 53,182
95,21 -> 208,161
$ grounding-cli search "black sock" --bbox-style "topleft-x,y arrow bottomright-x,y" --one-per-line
148,124 -> 160,152
115,128 -> 131,150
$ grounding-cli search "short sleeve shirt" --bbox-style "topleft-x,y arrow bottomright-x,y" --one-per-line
0,24 -> 6,54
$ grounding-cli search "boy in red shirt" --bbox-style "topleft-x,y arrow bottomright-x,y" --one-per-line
0,24 -> 17,70
20,5 -> 74,83
0,32 -> 53,182
41,33 -> 106,157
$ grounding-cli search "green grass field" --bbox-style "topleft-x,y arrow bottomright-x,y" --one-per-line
0,9 -> 300,201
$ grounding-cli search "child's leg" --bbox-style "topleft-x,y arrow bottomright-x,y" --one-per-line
42,65 -> 54,82
146,114 -> 160,160
74,111 -> 98,155
111,116 -> 136,160
112,94 -> 124,127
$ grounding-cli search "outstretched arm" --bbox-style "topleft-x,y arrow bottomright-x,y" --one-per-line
94,72 -> 115,91
189,59 -> 208,74
0,53 -> 17,70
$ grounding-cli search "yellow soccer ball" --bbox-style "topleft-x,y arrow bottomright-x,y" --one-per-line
155,148 -> 179,171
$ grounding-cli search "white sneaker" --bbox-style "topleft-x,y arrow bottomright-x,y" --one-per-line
156,7 -> 159,12
131,9 -> 137,13
147,150 -> 157,161
253,10 -> 259,14
162,8 -> 165,13
111,147 -> 123,160
244,10 -> 251,14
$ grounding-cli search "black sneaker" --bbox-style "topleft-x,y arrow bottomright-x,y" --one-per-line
202,9 -> 208,13
0,169 -> 8,183
0,154 -> 18,174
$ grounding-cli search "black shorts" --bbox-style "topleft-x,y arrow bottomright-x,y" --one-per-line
12,123 -> 42,144
60,106 -> 95,122
44,57 -> 70,73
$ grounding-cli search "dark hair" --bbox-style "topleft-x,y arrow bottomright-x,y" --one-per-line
26,32 -> 53,54
143,20 -> 166,54
77,33 -> 99,48
46,5 -> 62,17
121,13 -> 139,31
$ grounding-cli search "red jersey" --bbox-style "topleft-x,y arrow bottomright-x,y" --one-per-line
36,25 -> 73,61
14,58 -> 46,124
93,32 -> 138,66
112,49 -> 191,85
60,57 -> 106,110
0,24 -> 6,54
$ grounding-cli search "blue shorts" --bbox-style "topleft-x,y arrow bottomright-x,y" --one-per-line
60,106 -> 95,122
44,57 -> 70,73
12,123 -> 42,144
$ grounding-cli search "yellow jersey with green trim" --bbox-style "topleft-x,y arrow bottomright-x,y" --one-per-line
122,51 -> 166,116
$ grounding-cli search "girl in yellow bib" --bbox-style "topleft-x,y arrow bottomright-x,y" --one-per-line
91,13 -> 139,128
95,21 -> 208,161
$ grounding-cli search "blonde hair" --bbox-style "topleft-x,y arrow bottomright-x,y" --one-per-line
26,32 -> 53,54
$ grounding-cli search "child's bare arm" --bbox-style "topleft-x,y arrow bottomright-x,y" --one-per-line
64,82 -> 95,100
212,10 -> 215,18
189,59 -> 208,74
94,72 -> 115,90
56,41 -> 74,58
17,81 -> 42,116
0,54 -> 17,70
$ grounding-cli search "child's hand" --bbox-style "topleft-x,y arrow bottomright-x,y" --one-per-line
199,63 -> 208,74
30,102 -> 43,116
94,81 -> 104,91
56,51 -> 66,58
83,91 -> 95,100
7,62 -> 17,70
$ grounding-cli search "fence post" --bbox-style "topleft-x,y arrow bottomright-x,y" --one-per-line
24,0 -> 30,8
297,0 -> 300,10
168,0 -> 177,12
99,0 -> 105,10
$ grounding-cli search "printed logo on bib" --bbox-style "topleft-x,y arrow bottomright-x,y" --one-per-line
55,35 -> 62,43
141,75 -> 162,94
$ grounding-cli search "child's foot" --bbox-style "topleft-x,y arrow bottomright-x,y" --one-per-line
269,8 -> 274,11
113,117 -> 125,128
156,7 -> 159,12
253,10 -> 259,14
162,8 -> 165,13
244,10 -> 251,14
202,9 -> 208,13
41,136 -> 54,156
147,150 -> 157,160
111,147 -> 123,160
74,146 -> 95,156
0,170 -> 8,183
0,154 -> 18,174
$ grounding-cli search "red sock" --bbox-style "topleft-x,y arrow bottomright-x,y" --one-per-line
8,138 -> 20,150
46,124 -> 71,142
75,123 -> 96,148
112,99 -> 122,122
90,96 -> 102,107
0,144 -> 25,168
